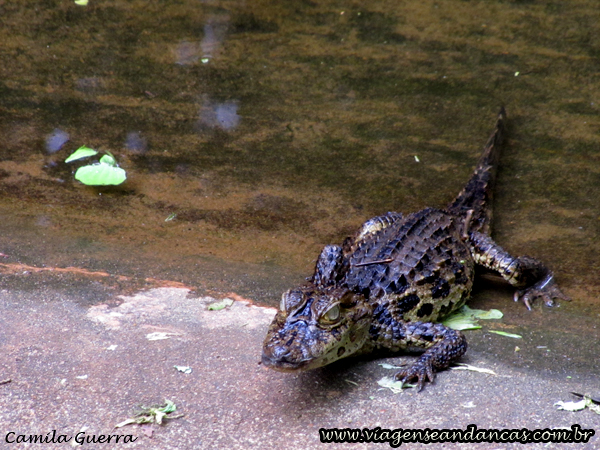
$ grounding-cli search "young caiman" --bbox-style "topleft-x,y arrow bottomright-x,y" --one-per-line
261,108 -> 568,390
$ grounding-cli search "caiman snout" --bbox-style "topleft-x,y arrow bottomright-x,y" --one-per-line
261,342 -> 311,372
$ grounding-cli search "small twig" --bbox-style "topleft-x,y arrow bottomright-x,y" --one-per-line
0,379 -> 12,385
461,209 -> 473,239
354,258 -> 394,267
571,392 -> 600,405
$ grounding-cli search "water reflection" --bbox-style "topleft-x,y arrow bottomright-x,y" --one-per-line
175,15 -> 229,65
45,128 -> 70,154
197,97 -> 240,131
200,15 -> 229,62
175,40 -> 201,66
125,132 -> 148,154
75,77 -> 105,93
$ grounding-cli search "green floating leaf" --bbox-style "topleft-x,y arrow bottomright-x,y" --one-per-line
146,332 -> 177,341
114,418 -> 139,428
174,365 -> 192,374
488,330 -> 522,339
442,305 -> 503,331
377,376 -> 415,393
115,399 -> 183,428
99,153 -> 117,166
442,314 -> 481,331
378,363 -> 403,370
560,395 -> 600,414
159,399 -> 178,414
65,146 -> 98,163
451,363 -> 497,375
75,163 -> 127,186
555,399 -> 587,412
462,305 -> 503,320
207,298 -> 234,311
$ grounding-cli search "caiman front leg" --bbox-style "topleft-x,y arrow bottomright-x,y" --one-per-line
376,320 -> 467,391
469,232 -> 569,309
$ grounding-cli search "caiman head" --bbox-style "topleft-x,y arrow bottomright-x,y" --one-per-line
261,284 -> 372,372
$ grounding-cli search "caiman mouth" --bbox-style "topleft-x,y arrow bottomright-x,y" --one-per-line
260,352 -> 312,372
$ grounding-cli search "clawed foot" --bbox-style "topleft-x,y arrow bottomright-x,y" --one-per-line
394,356 -> 435,392
514,274 -> 570,310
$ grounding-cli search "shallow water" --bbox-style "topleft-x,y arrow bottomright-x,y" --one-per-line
0,1 -> 598,373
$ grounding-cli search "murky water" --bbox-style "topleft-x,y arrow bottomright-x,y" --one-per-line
0,1 -> 598,374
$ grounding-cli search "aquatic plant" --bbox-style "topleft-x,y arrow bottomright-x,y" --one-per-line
65,146 -> 127,186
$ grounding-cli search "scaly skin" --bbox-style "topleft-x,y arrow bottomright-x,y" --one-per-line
262,108 -> 569,390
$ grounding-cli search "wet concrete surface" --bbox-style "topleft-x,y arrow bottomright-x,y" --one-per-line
0,272 -> 598,449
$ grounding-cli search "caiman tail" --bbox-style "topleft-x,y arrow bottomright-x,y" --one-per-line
447,107 -> 507,235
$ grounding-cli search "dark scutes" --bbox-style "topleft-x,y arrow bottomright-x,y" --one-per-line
416,302 -> 434,318
396,293 -> 420,314
431,278 -> 451,299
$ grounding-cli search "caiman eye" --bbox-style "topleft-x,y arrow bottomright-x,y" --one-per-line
321,304 -> 340,323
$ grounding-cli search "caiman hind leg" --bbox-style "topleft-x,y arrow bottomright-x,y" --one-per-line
469,232 -> 569,309
383,321 -> 467,391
